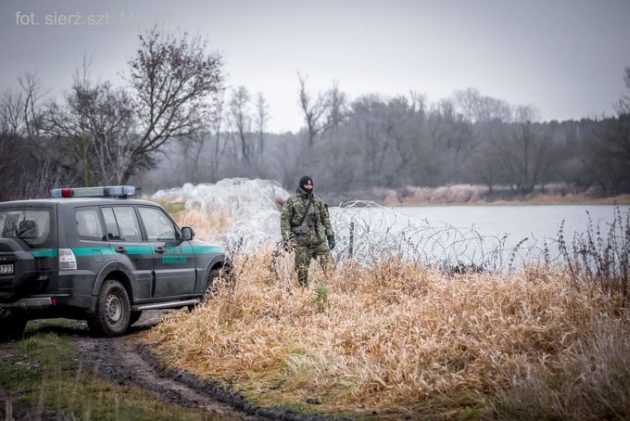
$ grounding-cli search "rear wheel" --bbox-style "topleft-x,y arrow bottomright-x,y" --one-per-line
88,279 -> 130,337
0,313 -> 27,342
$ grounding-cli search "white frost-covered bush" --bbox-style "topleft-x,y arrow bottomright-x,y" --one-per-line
153,178 -> 290,252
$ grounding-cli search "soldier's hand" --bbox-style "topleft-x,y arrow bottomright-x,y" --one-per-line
327,235 -> 335,250
282,240 -> 292,252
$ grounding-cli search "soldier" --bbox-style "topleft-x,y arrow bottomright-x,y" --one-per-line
280,176 -> 335,287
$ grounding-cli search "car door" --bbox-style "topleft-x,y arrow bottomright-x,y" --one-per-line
136,205 -> 196,298
102,206 -> 153,301
72,206 -> 118,295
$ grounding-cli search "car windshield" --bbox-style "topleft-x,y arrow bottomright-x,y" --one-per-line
0,208 -> 52,248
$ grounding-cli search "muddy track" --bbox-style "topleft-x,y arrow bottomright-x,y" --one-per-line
2,311 -> 330,421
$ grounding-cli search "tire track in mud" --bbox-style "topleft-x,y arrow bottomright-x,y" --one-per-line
75,311 -> 330,421
76,335 -> 257,420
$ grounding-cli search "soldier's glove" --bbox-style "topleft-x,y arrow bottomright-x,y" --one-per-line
327,235 -> 335,250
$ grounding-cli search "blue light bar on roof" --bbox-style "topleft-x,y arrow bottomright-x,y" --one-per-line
50,186 -> 136,198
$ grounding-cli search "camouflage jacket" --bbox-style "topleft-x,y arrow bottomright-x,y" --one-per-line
280,189 -> 334,246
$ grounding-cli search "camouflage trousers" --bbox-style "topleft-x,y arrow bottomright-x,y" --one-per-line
294,241 -> 333,287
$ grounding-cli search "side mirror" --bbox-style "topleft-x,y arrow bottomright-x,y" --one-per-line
181,226 -> 195,241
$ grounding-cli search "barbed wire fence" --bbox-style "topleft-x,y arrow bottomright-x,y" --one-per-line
220,199 -> 558,275
154,180 -> 606,276
328,201 -> 557,274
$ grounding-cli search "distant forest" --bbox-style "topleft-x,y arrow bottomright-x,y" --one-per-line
1,29 -> 629,202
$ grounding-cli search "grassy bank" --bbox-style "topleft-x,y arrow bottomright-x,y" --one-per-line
374,184 -> 630,206
144,252 -> 630,419
0,323 -> 220,420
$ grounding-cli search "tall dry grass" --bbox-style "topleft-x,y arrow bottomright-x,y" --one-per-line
151,197 -> 232,241
144,251 -> 630,418
558,207 -> 630,300
177,208 -> 232,241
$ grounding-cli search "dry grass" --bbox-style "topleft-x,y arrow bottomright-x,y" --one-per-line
177,208 -> 232,240
143,251 -> 630,418
150,197 -> 232,241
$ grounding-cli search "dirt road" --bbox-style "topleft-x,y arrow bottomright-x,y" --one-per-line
1,312 -> 327,421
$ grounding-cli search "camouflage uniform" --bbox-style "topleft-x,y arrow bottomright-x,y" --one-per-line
280,185 -> 335,287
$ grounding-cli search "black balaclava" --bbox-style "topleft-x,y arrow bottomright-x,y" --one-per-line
299,176 -> 313,194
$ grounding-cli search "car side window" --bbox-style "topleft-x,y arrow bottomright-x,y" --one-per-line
101,207 -> 120,240
138,207 -> 176,241
112,206 -> 142,242
75,208 -> 105,240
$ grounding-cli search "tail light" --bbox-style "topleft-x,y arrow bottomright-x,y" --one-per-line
58,249 -> 77,270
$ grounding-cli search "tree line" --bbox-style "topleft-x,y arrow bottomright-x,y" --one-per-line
1,28 -> 629,201
144,68 -> 630,200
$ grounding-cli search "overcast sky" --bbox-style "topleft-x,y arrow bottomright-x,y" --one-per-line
1,0 -> 629,132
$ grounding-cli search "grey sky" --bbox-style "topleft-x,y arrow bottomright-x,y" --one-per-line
1,0 -> 629,132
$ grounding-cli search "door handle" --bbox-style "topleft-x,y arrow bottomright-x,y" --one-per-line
115,246 -> 126,253
154,246 -> 165,254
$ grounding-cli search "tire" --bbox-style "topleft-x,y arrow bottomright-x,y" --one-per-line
188,268 -> 221,312
129,310 -> 143,325
0,315 -> 27,342
202,269 -> 221,301
88,279 -> 131,337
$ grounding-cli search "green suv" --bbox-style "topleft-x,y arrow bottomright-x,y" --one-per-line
0,186 -> 231,339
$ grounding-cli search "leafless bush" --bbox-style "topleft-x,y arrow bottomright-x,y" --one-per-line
557,207 -> 629,298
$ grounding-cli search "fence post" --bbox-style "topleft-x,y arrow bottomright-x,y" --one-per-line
349,222 -> 354,258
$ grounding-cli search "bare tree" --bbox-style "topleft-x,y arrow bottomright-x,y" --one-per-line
0,90 -> 25,137
126,27 -> 223,182
0,73 -> 42,137
18,73 -> 44,138
0,75 -> 62,200
298,73 -> 326,146
491,106 -> 562,193
254,92 -> 269,159
578,66 -> 630,194
615,66 -> 630,115
42,29 -> 223,186
208,92 -> 229,182
323,80 -> 347,133
45,61 -> 136,186
455,88 -> 511,123
228,86 -> 253,165
348,96 -> 387,185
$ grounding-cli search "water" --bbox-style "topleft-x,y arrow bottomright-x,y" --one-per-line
330,203 -> 629,269
384,205 -> 628,243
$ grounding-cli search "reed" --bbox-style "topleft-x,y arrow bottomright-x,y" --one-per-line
558,207 -> 630,299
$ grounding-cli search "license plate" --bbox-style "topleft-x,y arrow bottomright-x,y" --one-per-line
0,264 -> 14,275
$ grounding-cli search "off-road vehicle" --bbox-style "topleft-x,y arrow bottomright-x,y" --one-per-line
0,186 -> 230,339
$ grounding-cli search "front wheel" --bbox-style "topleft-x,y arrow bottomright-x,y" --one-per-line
88,279 -> 130,337
129,310 -> 143,325
202,269 -> 221,302
189,267 -> 226,311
